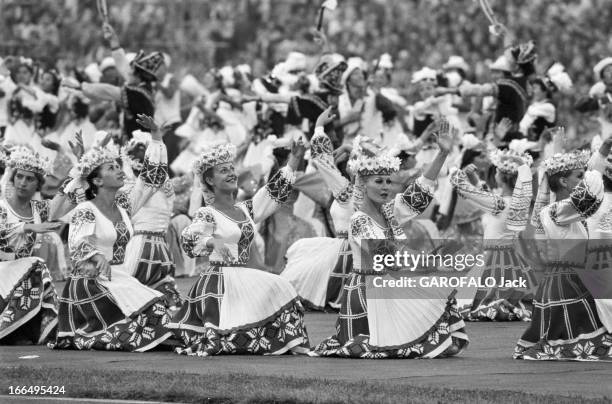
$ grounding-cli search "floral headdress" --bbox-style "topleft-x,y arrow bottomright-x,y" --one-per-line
347,153 -> 400,177
543,150 -> 591,177
7,146 -> 51,176
489,149 -> 533,175
76,147 -> 119,178
193,143 -> 236,178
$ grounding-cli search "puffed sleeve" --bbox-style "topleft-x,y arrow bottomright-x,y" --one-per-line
541,170 -> 604,228
181,207 -> 216,258
241,166 -> 296,223
0,204 -> 26,252
128,139 -> 169,215
391,176 -> 436,226
68,208 -> 101,269
450,169 -> 506,215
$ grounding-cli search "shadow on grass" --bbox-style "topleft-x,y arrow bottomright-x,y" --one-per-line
2,365 -> 611,404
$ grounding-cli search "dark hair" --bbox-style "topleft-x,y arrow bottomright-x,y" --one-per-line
496,168 -> 518,189
42,70 -> 61,95
530,78 -> 552,99
85,166 -> 101,200
603,175 -> 612,192
72,97 -> 90,120
548,169 -> 572,193
10,169 -> 45,191
133,66 -> 157,84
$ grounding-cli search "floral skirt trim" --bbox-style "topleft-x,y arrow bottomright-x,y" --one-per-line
309,297 -> 469,359
514,327 -> 612,361
468,299 -> 531,322
468,248 -> 536,321
49,300 -> 172,352
0,259 -> 58,344
49,276 -> 172,352
173,302 -> 310,356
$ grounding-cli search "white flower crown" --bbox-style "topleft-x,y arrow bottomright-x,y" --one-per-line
348,152 -> 400,176
193,143 -> 236,177
76,147 -> 119,178
7,146 -> 51,176
543,150 -> 590,176
489,149 -> 533,174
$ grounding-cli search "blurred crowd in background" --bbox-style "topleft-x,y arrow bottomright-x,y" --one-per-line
1,0 -> 611,138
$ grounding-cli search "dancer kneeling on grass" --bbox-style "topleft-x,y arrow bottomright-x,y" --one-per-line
311,118 -> 469,358
50,144 -> 173,351
169,140 -> 310,356
118,116 -> 182,310
514,150 -> 612,360
0,147 -> 59,344
450,149 -> 537,321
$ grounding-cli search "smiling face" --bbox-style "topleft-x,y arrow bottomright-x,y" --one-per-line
205,162 -> 238,193
93,160 -> 125,190
364,174 -> 394,205
12,169 -> 39,199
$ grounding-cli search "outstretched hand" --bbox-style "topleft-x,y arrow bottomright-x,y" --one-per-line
136,114 -> 164,141
68,130 -> 85,159
102,23 -> 120,49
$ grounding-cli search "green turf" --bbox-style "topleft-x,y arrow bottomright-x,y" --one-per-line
2,366 -> 611,404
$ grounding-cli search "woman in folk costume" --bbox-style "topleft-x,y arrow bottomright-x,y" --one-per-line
281,108 -> 355,310
169,142 -> 310,356
311,119 -> 469,359
519,64 -> 572,142
450,149 -> 537,321
62,23 -> 163,141
0,147 -> 60,344
514,150 -> 612,360
583,140 -> 612,333
50,142 -> 173,351
118,116 -> 181,310
575,57 -> 612,145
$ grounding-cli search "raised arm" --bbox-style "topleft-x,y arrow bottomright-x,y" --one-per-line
450,168 -> 506,215
310,108 -> 353,205
241,137 -> 305,223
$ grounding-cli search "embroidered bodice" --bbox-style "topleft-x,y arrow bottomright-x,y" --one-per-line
0,199 -> 48,260
538,171 -> 604,265
68,201 -> 133,270
181,166 -> 296,265
349,177 -> 436,272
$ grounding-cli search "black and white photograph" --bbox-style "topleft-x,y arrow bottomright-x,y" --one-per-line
1,0 -> 612,403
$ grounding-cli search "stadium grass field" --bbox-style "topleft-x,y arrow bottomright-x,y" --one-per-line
1,278 -> 611,403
